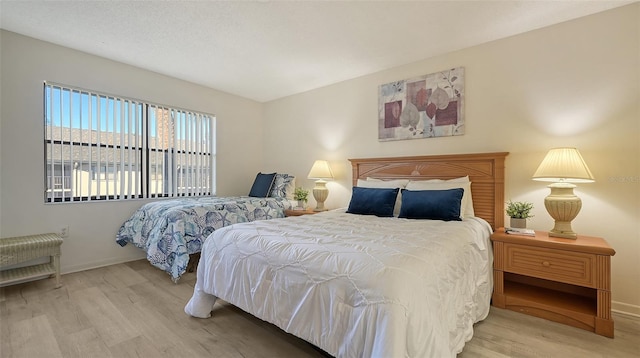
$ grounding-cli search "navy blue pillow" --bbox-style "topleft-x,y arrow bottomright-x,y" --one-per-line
346,187 -> 399,217
248,172 -> 276,197
398,188 -> 464,221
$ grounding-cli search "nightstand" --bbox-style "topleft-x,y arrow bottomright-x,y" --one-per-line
491,228 -> 616,337
284,209 -> 318,217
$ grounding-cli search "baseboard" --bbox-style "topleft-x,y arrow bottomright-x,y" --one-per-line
612,301 -> 640,318
61,254 -> 146,275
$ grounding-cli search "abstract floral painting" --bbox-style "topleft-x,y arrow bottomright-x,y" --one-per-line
378,67 -> 464,141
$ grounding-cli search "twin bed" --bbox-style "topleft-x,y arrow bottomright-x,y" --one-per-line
184,152 -> 508,357
116,174 -> 295,281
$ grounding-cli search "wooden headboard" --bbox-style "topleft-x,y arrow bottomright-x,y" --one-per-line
349,152 -> 509,230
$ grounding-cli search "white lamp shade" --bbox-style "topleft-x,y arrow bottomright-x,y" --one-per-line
307,160 -> 334,180
532,147 -> 595,183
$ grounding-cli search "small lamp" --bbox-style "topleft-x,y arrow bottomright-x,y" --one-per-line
532,147 -> 595,239
307,160 -> 334,211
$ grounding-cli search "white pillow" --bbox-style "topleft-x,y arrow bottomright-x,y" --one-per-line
357,178 -> 409,216
405,180 -> 475,218
361,178 -> 410,186
449,175 -> 470,182
407,175 -> 470,184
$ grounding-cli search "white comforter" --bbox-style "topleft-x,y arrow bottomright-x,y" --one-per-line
185,210 -> 493,357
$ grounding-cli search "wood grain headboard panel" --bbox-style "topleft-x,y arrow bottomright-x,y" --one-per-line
349,152 -> 509,230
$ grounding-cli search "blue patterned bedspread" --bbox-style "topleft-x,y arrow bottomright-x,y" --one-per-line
116,196 -> 292,281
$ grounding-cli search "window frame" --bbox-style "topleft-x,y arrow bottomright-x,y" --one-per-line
44,82 -> 216,203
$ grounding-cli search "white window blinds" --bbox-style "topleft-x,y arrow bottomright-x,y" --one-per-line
44,82 -> 216,203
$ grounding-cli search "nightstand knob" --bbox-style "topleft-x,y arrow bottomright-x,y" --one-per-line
542,261 -> 551,267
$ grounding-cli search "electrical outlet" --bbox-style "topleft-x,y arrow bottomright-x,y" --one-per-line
59,225 -> 69,238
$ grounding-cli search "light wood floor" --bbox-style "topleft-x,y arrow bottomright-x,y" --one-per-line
1,260 -> 638,357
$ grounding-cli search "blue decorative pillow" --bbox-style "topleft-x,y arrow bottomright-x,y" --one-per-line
398,188 -> 464,221
248,172 -> 276,197
269,174 -> 296,199
346,187 -> 399,217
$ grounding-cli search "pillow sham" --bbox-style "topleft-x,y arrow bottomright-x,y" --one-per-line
405,180 -> 474,218
248,172 -> 276,197
357,178 -> 409,217
347,187 -> 399,217
269,174 -> 296,199
398,188 -> 464,221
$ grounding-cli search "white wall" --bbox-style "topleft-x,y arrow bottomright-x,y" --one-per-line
262,4 -> 640,314
0,30 -> 264,273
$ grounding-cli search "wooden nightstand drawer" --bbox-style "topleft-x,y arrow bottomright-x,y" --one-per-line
504,243 -> 596,288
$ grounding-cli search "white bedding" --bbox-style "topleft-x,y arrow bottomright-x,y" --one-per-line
185,209 -> 493,357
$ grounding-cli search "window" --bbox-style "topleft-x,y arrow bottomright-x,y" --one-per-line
44,82 -> 216,203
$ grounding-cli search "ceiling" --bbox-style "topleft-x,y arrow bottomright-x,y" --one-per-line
0,1 -> 633,102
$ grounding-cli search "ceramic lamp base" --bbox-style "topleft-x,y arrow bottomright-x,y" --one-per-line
312,180 -> 329,212
545,182 -> 581,239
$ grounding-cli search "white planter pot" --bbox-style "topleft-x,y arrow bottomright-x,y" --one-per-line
510,218 -> 527,229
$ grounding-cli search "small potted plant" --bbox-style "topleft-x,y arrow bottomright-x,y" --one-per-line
293,187 -> 309,209
506,200 -> 534,228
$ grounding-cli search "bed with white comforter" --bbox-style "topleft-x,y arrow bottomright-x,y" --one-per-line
185,209 -> 493,357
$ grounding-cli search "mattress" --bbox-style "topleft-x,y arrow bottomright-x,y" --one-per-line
185,209 -> 493,357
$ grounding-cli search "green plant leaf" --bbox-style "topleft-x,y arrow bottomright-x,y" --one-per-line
505,200 -> 534,219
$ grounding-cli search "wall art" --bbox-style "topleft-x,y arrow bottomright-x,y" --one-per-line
378,67 -> 464,141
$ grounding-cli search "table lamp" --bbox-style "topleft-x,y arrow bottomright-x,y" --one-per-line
532,147 -> 595,239
307,160 -> 334,211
